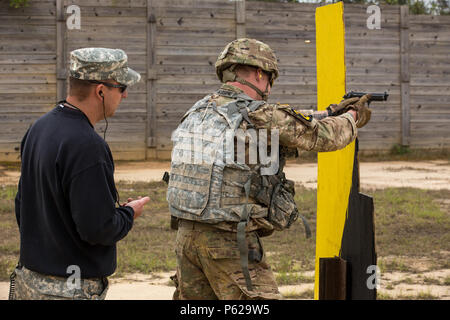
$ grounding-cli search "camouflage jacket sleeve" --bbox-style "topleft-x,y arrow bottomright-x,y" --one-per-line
249,104 -> 357,152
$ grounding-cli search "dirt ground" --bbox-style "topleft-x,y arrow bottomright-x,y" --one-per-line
1,159 -> 449,300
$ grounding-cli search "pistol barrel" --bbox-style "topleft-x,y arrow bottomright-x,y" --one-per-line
343,91 -> 389,101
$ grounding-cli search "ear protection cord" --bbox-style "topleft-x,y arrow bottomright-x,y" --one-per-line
100,94 -> 122,207
101,95 -> 108,141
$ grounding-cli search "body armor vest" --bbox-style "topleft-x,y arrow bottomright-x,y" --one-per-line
167,89 -> 310,234
167,89 -> 311,292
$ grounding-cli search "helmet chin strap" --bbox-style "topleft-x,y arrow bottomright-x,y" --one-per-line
235,76 -> 270,101
221,66 -> 270,101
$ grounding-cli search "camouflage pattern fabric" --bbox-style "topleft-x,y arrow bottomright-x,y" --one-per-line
172,220 -> 282,300
167,89 -> 267,225
215,83 -> 357,153
215,38 -> 279,85
9,266 -> 108,300
170,83 -> 357,300
70,47 -> 141,86
247,104 -> 357,151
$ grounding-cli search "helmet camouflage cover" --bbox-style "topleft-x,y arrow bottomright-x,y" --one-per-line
215,38 -> 279,84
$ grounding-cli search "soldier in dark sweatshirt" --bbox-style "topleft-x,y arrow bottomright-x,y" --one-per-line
11,48 -> 150,300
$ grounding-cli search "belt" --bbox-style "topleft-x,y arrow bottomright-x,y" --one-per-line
177,219 -> 223,232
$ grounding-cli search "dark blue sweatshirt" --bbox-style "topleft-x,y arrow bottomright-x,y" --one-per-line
15,103 -> 134,278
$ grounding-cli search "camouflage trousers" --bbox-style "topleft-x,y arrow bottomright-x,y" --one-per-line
172,220 -> 282,300
9,265 -> 109,300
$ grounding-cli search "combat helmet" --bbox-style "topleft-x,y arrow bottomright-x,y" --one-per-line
215,38 -> 279,100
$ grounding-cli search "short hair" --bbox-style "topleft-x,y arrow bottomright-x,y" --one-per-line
68,77 -> 94,101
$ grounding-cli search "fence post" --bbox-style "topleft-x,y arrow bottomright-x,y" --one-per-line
400,5 -> 410,147
147,0 -> 157,154
236,0 -> 246,39
56,0 -> 67,101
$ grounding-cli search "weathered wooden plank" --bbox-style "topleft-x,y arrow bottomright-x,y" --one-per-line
0,16 -> 55,26
0,25 -> 56,35
408,86 -> 450,95
153,7 -> 235,20
0,104 -> 55,114
152,0 -> 235,9
68,16 -> 146,27
64,0 -> 147,7
67,26 -> 147,38
409,14 -> 450,25
410,121 -> 450,132
155,16 -> 235,29
410,24 -> 450,34
346,75 -> 400,85
67,39 -> 146,53
156,54 -> 220,66
344,4 -> 400,14
0,2 -> 56,16
0,64 -> 55,74
410,31 -> 450,42
236,0 -> 245,38
0,83 -> 56,94
410,40 -> 450,53
68,31 -> 146,41
0,144 -> 22,161
56,0 -> 66,101
0,41 -> 55,53
409,136 -> 450,148
0,54 -> 56,65
247,15 -> 316,29
156,46 -> 223,57
146,0 -> 157,149
0,74 -> 56,84
246,29 -> 315,40
246,1 -> 318,12
408,104 -> 450,113
157,35 -> 236,47
410,55 -> 450,65
410,95 -> 450,104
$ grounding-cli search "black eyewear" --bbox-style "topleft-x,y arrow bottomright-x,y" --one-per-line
88,80 -> 127,93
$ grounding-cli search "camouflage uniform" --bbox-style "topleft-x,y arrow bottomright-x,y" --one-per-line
169,39 -> 358,300
11,48 -> 140,300
10,265 -> 108,300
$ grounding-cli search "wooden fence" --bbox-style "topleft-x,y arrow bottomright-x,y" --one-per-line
0,0 -> 449,161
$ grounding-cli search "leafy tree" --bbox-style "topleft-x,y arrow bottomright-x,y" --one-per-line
252,0 -> 450,15
9,0 -> 29,8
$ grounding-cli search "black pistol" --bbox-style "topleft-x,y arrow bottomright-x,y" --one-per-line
343,91 -> 389,105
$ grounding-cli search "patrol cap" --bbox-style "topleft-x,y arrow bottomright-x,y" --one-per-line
69,47 -> 141,87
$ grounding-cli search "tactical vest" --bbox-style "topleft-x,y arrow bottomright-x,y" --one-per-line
166,89 -> 310,290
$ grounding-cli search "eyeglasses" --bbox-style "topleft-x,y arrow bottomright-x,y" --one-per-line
88,80 -> 127,93
263,71 -> 275,87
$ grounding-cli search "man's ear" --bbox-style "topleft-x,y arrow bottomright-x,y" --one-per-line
254,68 -> 262,81
95,84 -> 104,100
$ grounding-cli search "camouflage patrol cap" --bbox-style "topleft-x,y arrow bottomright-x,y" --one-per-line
69,48 -> 141,86
215,38 -> 279,84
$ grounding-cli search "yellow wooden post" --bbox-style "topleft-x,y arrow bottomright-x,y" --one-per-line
314,2 -> 355,300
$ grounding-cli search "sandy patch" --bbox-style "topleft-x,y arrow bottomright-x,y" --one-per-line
3,267 -> 448,300
2,160 -> 449,190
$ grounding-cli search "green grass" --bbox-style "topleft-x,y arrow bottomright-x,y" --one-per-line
276,272 -> 314,286
0,179 -> 449,301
